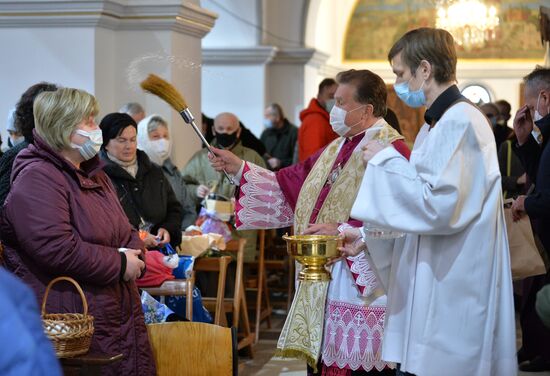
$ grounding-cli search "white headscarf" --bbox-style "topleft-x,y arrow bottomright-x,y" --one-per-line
137,114 -> 172,166
6,108 -> 16,133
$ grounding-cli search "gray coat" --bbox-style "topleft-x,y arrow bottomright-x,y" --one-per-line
162,158 -> 197,230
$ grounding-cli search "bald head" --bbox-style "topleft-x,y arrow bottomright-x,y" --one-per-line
214,112 -> 240,134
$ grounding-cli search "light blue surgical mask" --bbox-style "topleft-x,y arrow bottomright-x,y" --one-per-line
324,99 -> 336,113
263,119 -> 273,129
71,128 -> 103,160
394,73 -> 426,108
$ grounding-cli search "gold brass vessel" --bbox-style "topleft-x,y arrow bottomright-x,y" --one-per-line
282,234 -> 342,281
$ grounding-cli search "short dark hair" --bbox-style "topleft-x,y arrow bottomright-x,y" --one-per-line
495,99 -> 511,116
388,28 -> 457,84
336,69 -> 387,117
318,78 -> 336,95
99,112 -> 137,149
523,66 -> 550,92
384,108 -> 401,134
14,82 -> 59,143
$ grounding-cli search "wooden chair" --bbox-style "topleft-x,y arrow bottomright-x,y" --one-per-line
141,272 -> 195,321
193,256 -> 232,326
147,322 -> 237,376
195,239 -> 254,356
263,229 -> 295,312
244,229 -> 273,343
61,353 -> 123,376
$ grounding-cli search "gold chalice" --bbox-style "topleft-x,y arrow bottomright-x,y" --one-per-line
282,234 -> 342,281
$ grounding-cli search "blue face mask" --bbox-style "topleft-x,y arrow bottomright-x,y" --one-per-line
394,74 -> 426,108
263,119 -> 273,129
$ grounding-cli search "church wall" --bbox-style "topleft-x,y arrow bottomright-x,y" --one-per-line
0,0 -> 216,168
202,63 -> 268,136
0,27 -> 96,144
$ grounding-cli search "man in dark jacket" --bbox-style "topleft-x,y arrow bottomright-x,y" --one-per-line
202,113 -> 266,157
260,103 -> 298,170
512,66 -> 550,372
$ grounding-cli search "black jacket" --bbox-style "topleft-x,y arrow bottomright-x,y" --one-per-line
515,114 -> 550,253
0,141 -> 29,207
101,149 -> 183,248
260,118 -> 298,169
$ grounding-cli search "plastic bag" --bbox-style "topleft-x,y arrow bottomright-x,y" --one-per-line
165,287 -> 213,323
160,244 -> 195,279
141,290 -> 175,324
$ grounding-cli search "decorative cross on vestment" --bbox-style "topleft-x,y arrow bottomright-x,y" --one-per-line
326,163 -> 342,186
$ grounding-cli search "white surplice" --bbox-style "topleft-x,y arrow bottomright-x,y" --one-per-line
350,102 -> 517,376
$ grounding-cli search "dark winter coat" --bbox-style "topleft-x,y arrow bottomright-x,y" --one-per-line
0,140 -> 29,207
0,134 -> 155,375
161,158 -> 197,230
515,114 -> 550,254
260,118 -> 298,169
101,149 -> 183,248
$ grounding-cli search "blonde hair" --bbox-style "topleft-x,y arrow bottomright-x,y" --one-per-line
34,88 -> 99,150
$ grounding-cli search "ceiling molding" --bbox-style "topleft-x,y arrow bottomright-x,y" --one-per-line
0,1 -> 218,38
203,46 -> 331,68
202,46 -> 278,65
271,47 -> 329,68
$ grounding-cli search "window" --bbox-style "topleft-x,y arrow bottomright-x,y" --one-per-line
460,84 -> 491,105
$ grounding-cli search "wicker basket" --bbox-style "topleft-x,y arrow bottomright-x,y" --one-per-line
41,276 -> 94,358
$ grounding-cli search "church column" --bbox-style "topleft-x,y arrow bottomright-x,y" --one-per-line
0,0 -> 217,167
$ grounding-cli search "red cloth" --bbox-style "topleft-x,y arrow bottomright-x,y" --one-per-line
136,250 -> 175,287
298,98 -> 338,162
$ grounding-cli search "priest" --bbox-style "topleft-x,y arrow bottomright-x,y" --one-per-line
209,69 -> 409,375
343,28 -> 516,376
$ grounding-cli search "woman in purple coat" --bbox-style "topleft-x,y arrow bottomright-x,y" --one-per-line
0,88 -> 155,375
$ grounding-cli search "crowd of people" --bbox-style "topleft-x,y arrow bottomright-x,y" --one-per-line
0,26 -> 549,376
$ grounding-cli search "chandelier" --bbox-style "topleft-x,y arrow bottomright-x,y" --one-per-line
435,0 -> 499,50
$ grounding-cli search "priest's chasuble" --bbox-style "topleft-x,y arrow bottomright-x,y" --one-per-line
351,102 -> 517,376
234,119 -> 409,372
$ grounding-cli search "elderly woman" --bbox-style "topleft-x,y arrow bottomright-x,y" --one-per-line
99,112 -> 183,249
137,114 -> 197,230
0,88 -> 155,375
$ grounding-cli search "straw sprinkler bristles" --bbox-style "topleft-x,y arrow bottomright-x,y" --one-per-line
140,74 -> 188,112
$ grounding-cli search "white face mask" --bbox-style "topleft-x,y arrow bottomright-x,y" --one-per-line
329,104 -> 365,137
9,135 -> 25,148
149,138 -> 171,165
534,92 -> 549,122
71,128 -> 103,160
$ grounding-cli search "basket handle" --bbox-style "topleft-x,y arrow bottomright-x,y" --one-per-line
41,276 -> 88,317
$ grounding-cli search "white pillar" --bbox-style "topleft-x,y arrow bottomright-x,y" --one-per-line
0,0 -> 217,167
201,46 -> 277,138
201,0 -> 330,137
